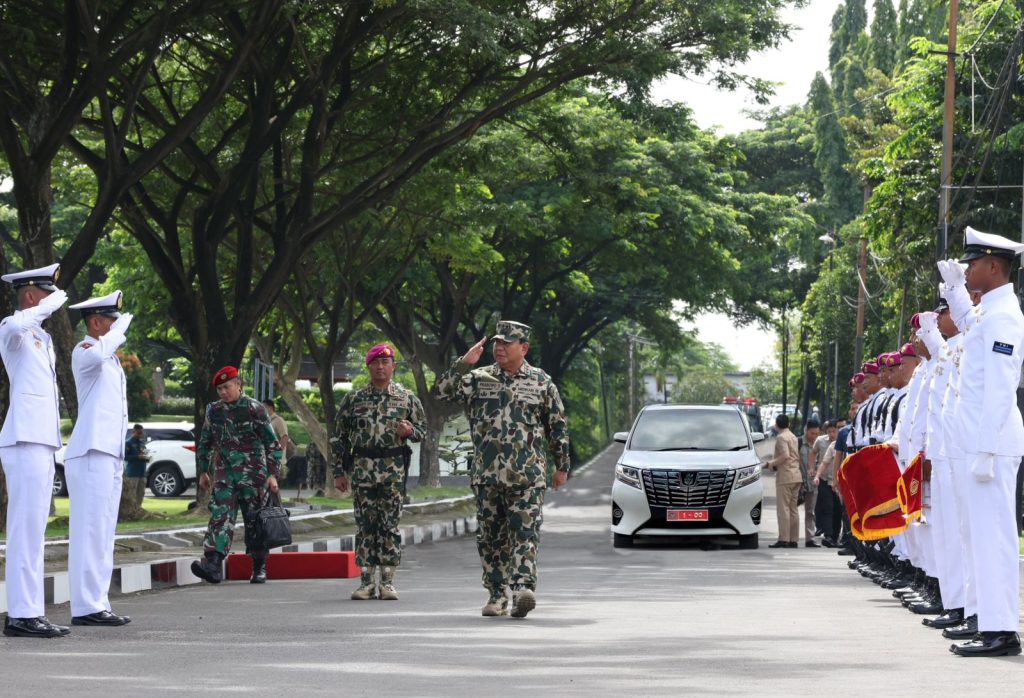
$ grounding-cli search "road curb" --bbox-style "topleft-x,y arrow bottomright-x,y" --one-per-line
0,512 -> 479,614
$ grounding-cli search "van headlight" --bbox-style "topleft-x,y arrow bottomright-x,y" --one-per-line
734,464 -> 760,490
615,464 -> 642,489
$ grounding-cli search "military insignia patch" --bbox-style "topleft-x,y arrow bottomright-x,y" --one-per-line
81,342 -> 93,349
993,341 -> 1014,356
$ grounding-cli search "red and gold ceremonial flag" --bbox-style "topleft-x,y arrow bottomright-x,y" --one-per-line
897,452 -> 924,522
838,444 -> 907,541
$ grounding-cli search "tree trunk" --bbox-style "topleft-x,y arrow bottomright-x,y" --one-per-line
407,358 -> 460,488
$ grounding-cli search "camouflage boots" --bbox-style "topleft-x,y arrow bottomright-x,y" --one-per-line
481,589 -> 509,617
379,566 -> 399,600
511,588 -> 536,618
351,567 -> 377,600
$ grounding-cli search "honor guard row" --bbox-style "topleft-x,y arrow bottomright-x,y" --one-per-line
1,263 -> 133,638
836,226 -> 1024,657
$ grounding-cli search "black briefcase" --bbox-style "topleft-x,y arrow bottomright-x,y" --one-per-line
245,490 -> 292,550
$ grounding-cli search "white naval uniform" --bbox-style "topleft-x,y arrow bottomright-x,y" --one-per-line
889,361 -> 933,573
0,303 -> 63,618
920,330 -> 965,608
949,282 -> 1024,632
851,388 -> 882,449
65,327 -> 129,617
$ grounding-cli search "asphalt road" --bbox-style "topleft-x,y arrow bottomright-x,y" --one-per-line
3,445 -> 1022,695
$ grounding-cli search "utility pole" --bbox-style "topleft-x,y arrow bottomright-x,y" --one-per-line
854,236 -> 868,370
938,0 -> 959,257
626,333 -> 656,423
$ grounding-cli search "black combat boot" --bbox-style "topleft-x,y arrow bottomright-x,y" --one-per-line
250,555 -> 267,584
191,551 -> 224,584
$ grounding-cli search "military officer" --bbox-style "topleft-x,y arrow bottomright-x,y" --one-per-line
938,226 -> 1024,657
332,343 -> 424,601
64,291 -> 132,626
191,366 -> 282,585
436,320 -> 570,619
0,263 -> 70,638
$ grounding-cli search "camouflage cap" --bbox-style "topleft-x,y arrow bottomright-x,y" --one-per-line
492,320 -> 531,343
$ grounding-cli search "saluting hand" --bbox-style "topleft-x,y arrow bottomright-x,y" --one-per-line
462,336 -> 488,365
937,259 -> 966,288
37,289 -> 68,314
111,313 -> 134,335
918,311 -> 938,333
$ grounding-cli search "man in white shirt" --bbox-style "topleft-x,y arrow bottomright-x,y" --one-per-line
0,263 -> 69,638
65,291 -> 133,626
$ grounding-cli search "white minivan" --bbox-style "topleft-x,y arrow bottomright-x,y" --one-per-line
611,404 -> 765,548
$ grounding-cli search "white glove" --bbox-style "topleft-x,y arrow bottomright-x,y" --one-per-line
970,453 -> 995,482
937,258 -> 966,288
36,288 -> 68,314
110,313 -> 133,335
918,311 -> 938,333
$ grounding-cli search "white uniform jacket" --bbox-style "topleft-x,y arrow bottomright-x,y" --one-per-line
0,305 -> 62,448
952,282 -> 1024,457
65,329 -> 128,460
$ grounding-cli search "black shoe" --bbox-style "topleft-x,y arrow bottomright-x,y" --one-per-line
768,541 -> 791,548
821,538 -> 838,548
71,610 -> 131,626
942,615 -> 979,640
907,599 -> 943,615
923,608 -> 965,629
836,547 -> 856,556
250,556 -> 267,584
805,540 -> 821,548
3,616 -> 67,638
191,552 -> 224,584
951,631 -> 1022,657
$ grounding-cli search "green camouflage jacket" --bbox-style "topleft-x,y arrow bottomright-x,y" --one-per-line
435,359 -> 570,487
197,394 -> 283,478
331,381 -> 425,484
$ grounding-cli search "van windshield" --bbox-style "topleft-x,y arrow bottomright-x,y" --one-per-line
629,408 -> 750,451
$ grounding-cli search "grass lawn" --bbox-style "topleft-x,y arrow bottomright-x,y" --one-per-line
27,497 -> 207,540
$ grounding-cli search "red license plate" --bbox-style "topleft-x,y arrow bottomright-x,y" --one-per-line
667,509 -> 708,522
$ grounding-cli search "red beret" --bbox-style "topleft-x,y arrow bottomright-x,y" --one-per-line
862,362 -> 880,375
910,313 -> 921,330
853,372 -> 865,384
900,342 -> 917,358
882,352 -> 902,367
365,343 -> 394,365
212,365 -> 239,387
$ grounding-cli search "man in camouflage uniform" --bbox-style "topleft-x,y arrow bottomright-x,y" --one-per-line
436,320 -> 570,619
305,440 -> 327,495
191,366 -> 282,585
332,343 -> 424,600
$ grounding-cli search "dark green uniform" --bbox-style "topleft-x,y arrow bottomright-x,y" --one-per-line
332,382 -> 425,568
198,395 -> 282,558
435,357 -> 570,599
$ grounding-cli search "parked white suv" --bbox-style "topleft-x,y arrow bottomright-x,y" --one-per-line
611,404 -> 765,549
53,421 -> 197,498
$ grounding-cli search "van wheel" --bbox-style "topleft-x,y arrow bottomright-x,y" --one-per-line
149,464 -> 185,497
737,533 -> 759,550
613,533 -> 634,548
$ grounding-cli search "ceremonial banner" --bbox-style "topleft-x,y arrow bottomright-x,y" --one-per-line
897,452 -> 924,522
838,444 -> 907,540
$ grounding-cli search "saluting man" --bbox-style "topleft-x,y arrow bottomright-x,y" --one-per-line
938,226 -> 1024,657
436,320 -> 570,619
0,263 -> 70,639
332,343 -> 425,601
65,291 -> 132,627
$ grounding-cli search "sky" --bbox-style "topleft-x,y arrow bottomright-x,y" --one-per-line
656,1 -> 842,371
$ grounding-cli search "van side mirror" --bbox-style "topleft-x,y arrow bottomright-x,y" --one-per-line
613,431 -> 629,444
751,432 -> 766,443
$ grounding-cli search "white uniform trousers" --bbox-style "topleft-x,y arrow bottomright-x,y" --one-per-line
931,458 -> 965,609
0,443 -> 57,618
66,451 -> 122,616
963,454 -> 1021,632
915,483 -> 936,578
951,456 -> 978,617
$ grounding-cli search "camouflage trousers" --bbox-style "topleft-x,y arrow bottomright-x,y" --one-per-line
473,483 -> 544,594
353,482 -> 404,567
203,467 -> 268,559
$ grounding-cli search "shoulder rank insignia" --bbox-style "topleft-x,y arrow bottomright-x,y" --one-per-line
993,341 -> 1014,356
